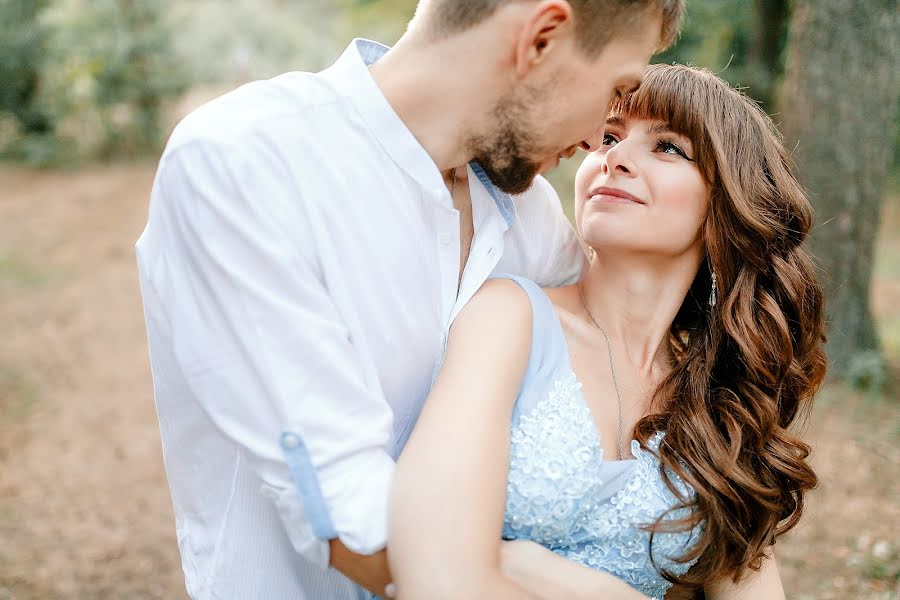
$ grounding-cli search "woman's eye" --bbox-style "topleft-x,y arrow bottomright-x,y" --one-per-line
656,140 -> 691,160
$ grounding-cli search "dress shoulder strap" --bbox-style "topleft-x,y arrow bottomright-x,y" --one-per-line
489,274 -> 569,383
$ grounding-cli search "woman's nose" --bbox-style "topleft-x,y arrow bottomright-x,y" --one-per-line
602,142 -> 635,176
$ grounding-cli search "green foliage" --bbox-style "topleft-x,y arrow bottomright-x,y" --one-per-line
335,0 -> 417,45
0,0 -> 188,165
655,0 -> 788,111
0,0 -> 852,168
167,1 -> 348,82
0,0 -> 52,135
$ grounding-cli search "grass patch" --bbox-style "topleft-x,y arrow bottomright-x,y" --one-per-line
858,537 -> 900,591
0,252 -> 49,289
861,555 -> 900,585
0,367 -> 38,422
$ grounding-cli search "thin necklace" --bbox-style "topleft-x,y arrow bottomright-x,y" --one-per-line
449,167 -> 457,199
576,282 -> 627,460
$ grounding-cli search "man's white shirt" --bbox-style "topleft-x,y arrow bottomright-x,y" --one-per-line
136,39 -> 585,599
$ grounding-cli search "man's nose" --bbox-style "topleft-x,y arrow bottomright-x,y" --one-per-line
579,125 -> 606,153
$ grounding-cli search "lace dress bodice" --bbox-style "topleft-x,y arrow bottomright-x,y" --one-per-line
498,275 -> 702,599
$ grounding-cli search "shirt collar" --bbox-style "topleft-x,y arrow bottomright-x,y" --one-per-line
321,39 -> 515,228
470,162 -> 515,228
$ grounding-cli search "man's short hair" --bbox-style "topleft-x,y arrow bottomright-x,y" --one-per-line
423,0 -> 686,55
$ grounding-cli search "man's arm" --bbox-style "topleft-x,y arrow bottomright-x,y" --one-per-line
328,541 -> 391,596
517,175 -> 586,287
144,138 -> 396,588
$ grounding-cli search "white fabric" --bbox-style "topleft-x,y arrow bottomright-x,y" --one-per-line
136,39 -> 585,599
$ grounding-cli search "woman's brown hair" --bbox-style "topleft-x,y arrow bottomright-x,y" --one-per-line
609,64 -> 827,591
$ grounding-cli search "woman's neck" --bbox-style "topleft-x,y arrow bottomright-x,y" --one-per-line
579,248 -> 701,375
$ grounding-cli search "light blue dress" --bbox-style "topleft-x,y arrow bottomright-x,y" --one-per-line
498,275 -> 703,599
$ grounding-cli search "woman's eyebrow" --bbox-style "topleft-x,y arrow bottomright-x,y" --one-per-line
648,121 -> 678,136
605,116 -> 627,128
647,122 -> 693,144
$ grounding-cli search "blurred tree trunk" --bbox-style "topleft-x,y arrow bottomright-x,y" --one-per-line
746,0 -> 790,111
779,0 -> 899,380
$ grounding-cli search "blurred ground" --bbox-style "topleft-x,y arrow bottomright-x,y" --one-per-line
0,161 -> 897,599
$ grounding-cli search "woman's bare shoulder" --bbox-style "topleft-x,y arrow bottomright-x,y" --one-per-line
453,278 -> 534,335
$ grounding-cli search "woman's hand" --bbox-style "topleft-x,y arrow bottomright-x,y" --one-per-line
499,540 -> 554,585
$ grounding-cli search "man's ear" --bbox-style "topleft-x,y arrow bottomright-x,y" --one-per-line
513,0 -> 574,77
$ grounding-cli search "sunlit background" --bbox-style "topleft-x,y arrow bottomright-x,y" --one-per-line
1,1 -> 897,598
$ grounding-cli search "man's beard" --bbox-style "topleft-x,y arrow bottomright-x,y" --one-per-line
468,94 -> 544,196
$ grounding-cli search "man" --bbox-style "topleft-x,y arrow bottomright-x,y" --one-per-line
136,1 -> 685,598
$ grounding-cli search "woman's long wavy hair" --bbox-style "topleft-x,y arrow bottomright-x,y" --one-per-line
609,64 -> 827,592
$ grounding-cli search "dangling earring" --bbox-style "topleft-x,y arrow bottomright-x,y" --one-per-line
708,271 -> 718,308
587,246 -> 595,260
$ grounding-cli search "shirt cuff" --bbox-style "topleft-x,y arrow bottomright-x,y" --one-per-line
263,482 -> 331,569
278,430 -> 395,560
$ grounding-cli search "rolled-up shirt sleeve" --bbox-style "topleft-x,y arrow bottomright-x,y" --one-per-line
509,175 -> 587,286
145,138 -> 394,566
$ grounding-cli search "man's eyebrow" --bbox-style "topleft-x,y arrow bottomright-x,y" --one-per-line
623,78 -> 642,94
605,116 -> 627,128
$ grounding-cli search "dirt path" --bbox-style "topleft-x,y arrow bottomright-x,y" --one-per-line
0,163 -> 897,599
0,164 -> 182,598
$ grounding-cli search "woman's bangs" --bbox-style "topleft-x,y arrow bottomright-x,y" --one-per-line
608,65 -> 713,160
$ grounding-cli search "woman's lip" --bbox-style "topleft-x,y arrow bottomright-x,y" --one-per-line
587,186 -> 644,204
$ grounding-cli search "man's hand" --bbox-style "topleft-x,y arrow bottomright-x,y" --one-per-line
328,538 -> 393,597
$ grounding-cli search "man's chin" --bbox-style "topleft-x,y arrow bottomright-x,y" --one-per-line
477,158 -> 542,196
538,156 -> 561,175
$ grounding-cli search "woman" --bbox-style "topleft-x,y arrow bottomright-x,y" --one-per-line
388,64 -> 827,599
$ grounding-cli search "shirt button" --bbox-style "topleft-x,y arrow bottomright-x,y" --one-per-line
282,433 -> 301,449
438,232 -> 452,246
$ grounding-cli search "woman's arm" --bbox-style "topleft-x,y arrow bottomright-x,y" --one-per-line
388,279 -> 536,600
499,541 -> 785,600
704,550 -> 784,600
499,540 -> 652,600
